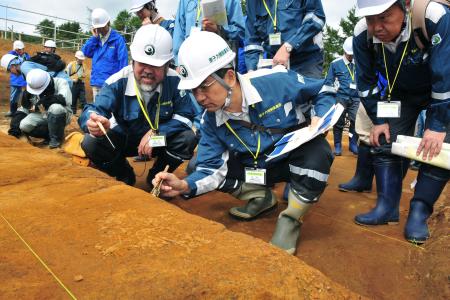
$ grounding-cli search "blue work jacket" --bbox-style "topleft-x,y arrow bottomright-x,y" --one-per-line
172,0 -> 245,64
353,3 -> 450,132
78,66 -> 195,139
185,67 -> 335,196
245,0 -> 325,71
8,50 -> 29,87
323,56 -> 359,100
82,29 -> 129,87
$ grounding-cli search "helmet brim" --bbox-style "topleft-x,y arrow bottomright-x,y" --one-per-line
132,53 -> 173,68
92,21 -> 109,29
177,75 -> 207,90
129,5 -> 145,13
356,1 -> 396,17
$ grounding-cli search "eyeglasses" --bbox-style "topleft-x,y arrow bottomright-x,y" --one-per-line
193,79 -> 217,93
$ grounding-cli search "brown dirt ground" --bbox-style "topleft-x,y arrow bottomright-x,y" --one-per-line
0,39 -> 449,299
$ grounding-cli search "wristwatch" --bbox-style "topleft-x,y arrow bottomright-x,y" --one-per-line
284,42 -> 293,53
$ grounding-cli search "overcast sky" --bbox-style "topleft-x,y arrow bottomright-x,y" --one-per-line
0,0 -> 357,35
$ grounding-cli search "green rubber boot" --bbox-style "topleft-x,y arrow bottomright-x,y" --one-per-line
229,183 -> 277,220
270,188 -> 313,255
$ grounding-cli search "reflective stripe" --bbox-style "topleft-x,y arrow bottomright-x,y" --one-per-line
195,151 -> 229,195
320,85 -> 336,94
432,91 -> 450,100
173,114 -> 193,128
302,12 -> 325,28
165,150 -> 183,161
244,44 -> 264,52
358,86 -> 380,98
289,165 -> 329,182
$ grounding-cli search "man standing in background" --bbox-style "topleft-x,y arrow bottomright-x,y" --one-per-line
65,50 -> 87,114
82,8 -> 128,102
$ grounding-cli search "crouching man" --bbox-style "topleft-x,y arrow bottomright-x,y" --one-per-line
18,68 -> 72,148
153,32 -> 336,255
78,25 -> 197,186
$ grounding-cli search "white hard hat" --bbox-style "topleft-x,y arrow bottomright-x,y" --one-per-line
75,50 -> 85,60
130,24 -> 173,67
129,0 -> 151,13
91,8 -> 110,28
44,40 -> 56,48
26,69 -> 51,95
356,0 -> 397,17
1,53 -> 18,70
13,40 -> 24,50
177,31 -> 236,90
343,37 -> 353,55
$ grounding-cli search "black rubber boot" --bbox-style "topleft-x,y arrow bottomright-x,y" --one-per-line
339,143 -> 374,192
146,153 -> 183,188
47,113 -> 66,148
101,158 -> 136,186
28,123 -> 50,140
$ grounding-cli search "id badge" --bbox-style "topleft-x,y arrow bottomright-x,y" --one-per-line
190,26 -> 201,35
245,168 -> 266,185
269,32 -> 282,46
350,83 -> 357,90
149,135 -> 166,147
377,101 -> 401,118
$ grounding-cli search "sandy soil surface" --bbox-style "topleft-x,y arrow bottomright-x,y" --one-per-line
0,133 -> 361,299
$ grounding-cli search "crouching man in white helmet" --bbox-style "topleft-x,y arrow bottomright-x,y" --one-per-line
152,32 -> 336,255
20,69 -> 72,148
78,25 -> 197,187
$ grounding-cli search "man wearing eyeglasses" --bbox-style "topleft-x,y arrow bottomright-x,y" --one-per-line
78,25 -> 197,187
152,32 -> 336,255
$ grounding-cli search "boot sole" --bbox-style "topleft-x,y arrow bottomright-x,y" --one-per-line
405,237 -> 427,245
338,188 -> 372,193
354,219 -> 399,226
229,202 -> 278,220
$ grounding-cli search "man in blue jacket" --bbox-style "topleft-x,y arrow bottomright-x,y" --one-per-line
245,0 -> 325,78
82,8 -> 128,102
172,0 -> 245,64
78,25 -> 197,187
6,40 -> 29,117
152,32 -> 335,255
323,37 -> 360,156
353,0 -> 449,244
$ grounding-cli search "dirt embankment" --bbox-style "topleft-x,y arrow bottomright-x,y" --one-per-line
0,133 -> 361,299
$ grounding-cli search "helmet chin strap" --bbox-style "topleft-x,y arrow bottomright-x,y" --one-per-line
211,73 -> 233,110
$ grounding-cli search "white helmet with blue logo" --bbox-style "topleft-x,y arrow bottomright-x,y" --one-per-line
130,24 -> 173,67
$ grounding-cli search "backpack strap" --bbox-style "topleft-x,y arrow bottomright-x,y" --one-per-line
412,0 -> 450,49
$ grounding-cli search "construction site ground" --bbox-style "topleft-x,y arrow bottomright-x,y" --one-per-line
0,39 -> 448,299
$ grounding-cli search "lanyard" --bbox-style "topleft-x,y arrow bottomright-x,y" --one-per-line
345,62 -> 355,82
262,0 -> 278,32
225,121 -> 261,166
381,15 -> 411,101
195,0 -> 202,26
134,80 -> 161,131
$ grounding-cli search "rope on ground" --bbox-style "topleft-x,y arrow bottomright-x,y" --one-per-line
311,210 -> 426,251
0,213 -> 78,299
